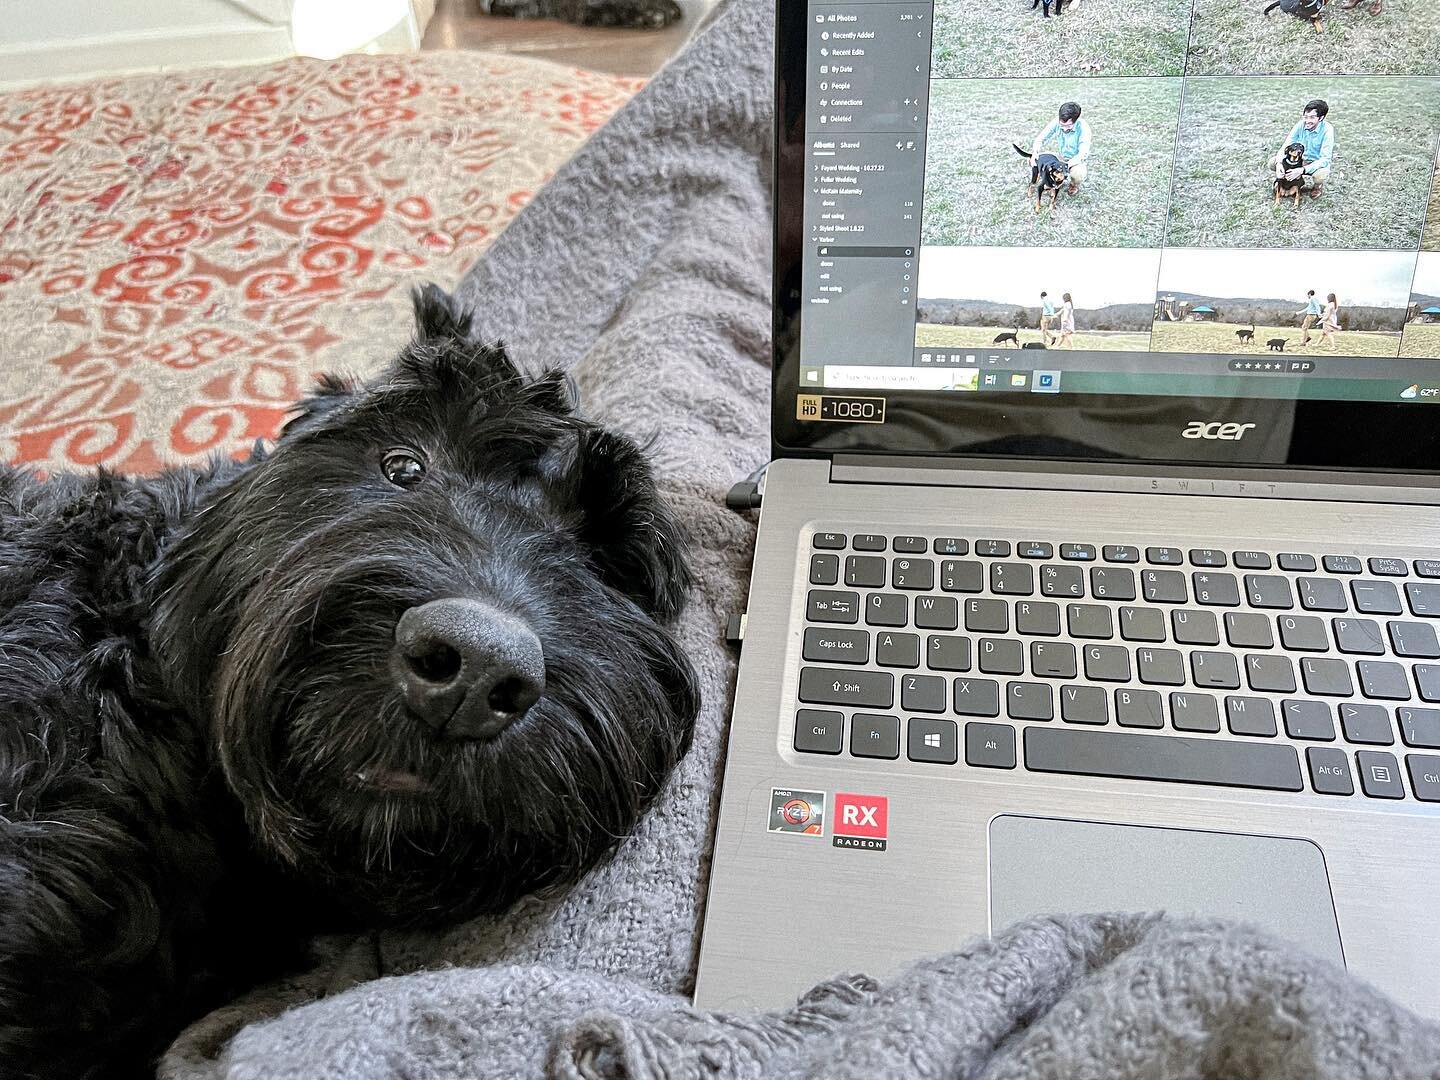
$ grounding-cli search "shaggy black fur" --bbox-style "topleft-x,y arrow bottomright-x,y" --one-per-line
0,286 -> 699,1080
479,0 -> 682,28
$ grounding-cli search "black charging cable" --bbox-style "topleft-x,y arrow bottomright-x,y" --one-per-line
724,463 -> 768,512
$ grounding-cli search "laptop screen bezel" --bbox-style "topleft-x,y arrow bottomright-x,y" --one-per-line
770,0 -> 1440,473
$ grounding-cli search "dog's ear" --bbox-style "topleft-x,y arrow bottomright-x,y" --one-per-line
572,428 -> 690,621
280,372 -> 357,437
412,283 -> 473,342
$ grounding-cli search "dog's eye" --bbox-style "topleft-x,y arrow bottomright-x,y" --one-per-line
381,449 -> 426,488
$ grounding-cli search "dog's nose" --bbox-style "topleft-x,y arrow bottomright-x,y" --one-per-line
394,598 -> 544,741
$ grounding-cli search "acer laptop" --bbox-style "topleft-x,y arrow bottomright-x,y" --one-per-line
694,0 -> 1440,1017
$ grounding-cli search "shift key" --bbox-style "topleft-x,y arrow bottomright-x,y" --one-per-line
799,667 -> 894,709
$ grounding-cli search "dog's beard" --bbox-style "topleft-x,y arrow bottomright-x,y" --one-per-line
208,552 -> 696,925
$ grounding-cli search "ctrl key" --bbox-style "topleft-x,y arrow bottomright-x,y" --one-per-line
1407,755 -> 1440,801
794,709 -> 843,755
965,722 -> 1017,769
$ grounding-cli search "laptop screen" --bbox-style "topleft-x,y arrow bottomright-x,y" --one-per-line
774,0 -> 1440,469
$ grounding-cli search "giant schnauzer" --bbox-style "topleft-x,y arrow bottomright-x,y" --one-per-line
0,286 -> 699,1080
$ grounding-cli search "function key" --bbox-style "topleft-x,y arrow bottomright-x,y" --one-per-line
812,532 -> 846,550
1416,560 -> 1440,578
975,540 -> 1012,558
892,535 -> 928,553
934,537 -> 969,555
1278,553 -> 1318,572
1323,555 -> 1363,575
1146,547 -> 1184,566
1018,542 -> 1054,559
1189,548 -> 1228,568
853,533 -> 888,552
1233,550 -> 1272,570
1103,545 -> 1140,563
1061,543 -> 1097,561
1369,558 -> 1408,577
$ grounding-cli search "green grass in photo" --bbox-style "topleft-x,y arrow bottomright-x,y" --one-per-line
1400,323 -> 1440,358
1150,320 -> 1401,356
915,323 -> 1150,351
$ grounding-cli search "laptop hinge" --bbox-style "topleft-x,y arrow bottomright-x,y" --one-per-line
829,454 -> 1440,506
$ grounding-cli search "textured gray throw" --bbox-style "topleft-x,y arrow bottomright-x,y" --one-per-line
163,0 -> 1440,1075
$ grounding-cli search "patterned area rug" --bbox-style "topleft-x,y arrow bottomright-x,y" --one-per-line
0,53 -> 639,474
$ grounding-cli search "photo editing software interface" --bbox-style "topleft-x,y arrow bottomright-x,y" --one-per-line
798,0 -> 1440,403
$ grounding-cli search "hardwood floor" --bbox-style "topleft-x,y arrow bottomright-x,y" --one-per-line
420,0 -> 714,77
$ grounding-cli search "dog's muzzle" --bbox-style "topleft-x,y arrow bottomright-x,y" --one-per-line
393,598 -> 545,741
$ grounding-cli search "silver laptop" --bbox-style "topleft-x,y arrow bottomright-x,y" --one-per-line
694,0 -> 1440,1018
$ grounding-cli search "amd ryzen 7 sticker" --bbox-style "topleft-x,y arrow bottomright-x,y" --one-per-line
833,792 -> 888,851
770,788 -> 825,836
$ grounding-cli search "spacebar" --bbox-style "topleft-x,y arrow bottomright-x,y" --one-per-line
1024,728 -> 1304,792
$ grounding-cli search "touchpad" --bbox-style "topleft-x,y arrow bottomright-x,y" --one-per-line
989,815 -> 1343,965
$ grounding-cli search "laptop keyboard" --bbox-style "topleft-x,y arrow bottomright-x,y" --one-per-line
796,531 -> 1440,802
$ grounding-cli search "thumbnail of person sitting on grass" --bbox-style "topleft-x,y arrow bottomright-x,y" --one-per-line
1271,99 -> 1335,200
1031,102 -> 1091,196
1040,291 -> 1057,343
1295,289 -> 1323,345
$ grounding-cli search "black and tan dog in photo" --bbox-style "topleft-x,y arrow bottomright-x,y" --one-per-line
1030,0 -> 1071,16
1013,143 -> 1071,211
0,286 -> 700,1080
1236,324 -> 1256,344
1274,142 -> 1308,206
1264,0 -> 1327,33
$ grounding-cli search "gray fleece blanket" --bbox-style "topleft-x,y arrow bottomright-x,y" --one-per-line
163,0 -> 1440,1075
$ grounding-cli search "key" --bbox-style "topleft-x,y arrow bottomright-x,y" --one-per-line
1192,572 -> 1241,607
991,562 -> 1035,596
964,722 -> 1015,768
1244,575 -> 1294,609
1040,564 -> 1084,598
812,532 -> 846,550
1323,555 -> 1363,574
1137,648 -> 1185,685
1083,644 -> 1132,682
809,554 -> 839,585
901,673 -> 947,713
978,638 -> 1024,675
1008,681 -> 1054,721
845,555 -> 888,587
1018,542 -> 1053,559
892,558 -> 935,591
1190,548 -> 1227,567
1357,660 -> 1411,701
1339,703 -> 1393,745
941,560 -> 984,593
799,667 -> 893,708
1172,609 -> 1219,645
1191,651 -> 1241,689
875,631 -> 920,668
1142,569 -> 1188,603
1278,553 -> 1317,572
926,634 -> 971,672
808,589 -> 859,624
1369,558 -> 1408,577
1115,688 -> 1164,728
1015,601 -> 1061,636
1351,580 -> 1402,616
1146,547 -> 1183,565
975,540 -> 1012,557
908,717 -> 958,764
953,677 -> 1001,717
1301,657 -> 1354,697
1246,654 -> 1296,693
1298,578 -> 1347,612
1090,566 -> 1136,601
1389,621 -> 1440,658
1170,692 -> 1220,733
893,535 -> 927,553
795,710 -> 845,754
1307,748 -> 1354,796
1103,545 -> 1140,563
1226,695 -> 1278,737
850,713 -> 901,759
1233,550 -> 1272,570
1283,700 -> 1335,741
1405,582 -> 1440,617
1278,615 -> 1328,651
803,627 -> 870,665
865,593 -> 908,627
1333,617 -> 1385,655
1406,755 -> 1440,801
1061,685 -> 1108,725
1030,641 -> 1077,679
934,537 -> 969,555
914,595 -> 960,631
1398,707 -> 1440,748
1067,603 -> 1114,639
1356,750 -> 1405,799
1225,612 -> 1274,649
1418,665 -> 1440,703
853,534 -> 887,551
1415,560 -> 1440,578
965,598 -> 1008,633
1025,728 -> 1303,792
1061,544 -> 1097,561
1119,606 -> 1166,642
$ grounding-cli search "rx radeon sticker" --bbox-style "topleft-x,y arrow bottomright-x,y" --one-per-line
769,788 -> 825,836
832,792 -> 888,851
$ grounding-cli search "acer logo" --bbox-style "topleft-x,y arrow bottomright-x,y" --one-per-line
1182,421 -> 1257,441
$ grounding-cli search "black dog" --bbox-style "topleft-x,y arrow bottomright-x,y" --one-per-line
993,329 -> 1020,347
1030,0 -> 1069,15
1013,144 -> 1070,211
1022,341 -> 1047,349
480,0 -> 681,27
1264,0 -> 1326,33
1267,337 -> 1288,351
0,286 -> 700,1080
1274,142 -> 1308,206
1236,326 -> 1256,343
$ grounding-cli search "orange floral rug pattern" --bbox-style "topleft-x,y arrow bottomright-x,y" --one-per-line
0,53 -> 639,474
